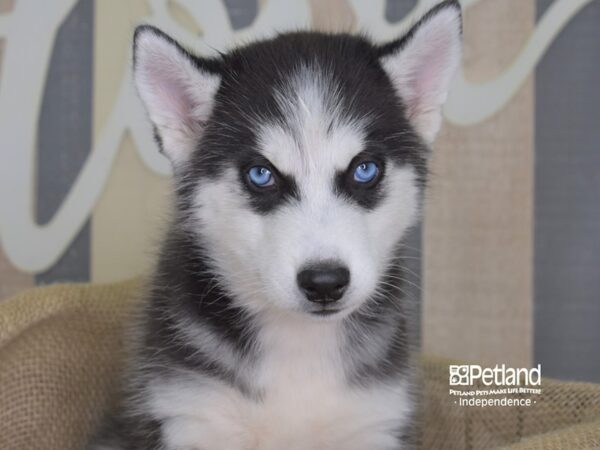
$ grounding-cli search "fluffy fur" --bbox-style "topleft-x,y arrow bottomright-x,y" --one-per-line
90,2 -> 462,449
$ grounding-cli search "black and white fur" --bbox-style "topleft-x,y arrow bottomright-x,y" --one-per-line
90,2 -> 462,449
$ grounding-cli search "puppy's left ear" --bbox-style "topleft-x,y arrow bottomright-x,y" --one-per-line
133,25 -> 221,167
378,0 -> 462,144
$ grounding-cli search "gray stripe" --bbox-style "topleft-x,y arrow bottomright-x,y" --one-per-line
223,0 -> 257,30
402,224 -> 422,343
385,0 -> 417,23
534,0 -> 600,382
35,0 -> 93,284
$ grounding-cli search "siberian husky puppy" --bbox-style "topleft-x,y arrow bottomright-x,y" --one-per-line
90,1 -> 462,449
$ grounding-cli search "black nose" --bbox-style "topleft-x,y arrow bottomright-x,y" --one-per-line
297,264 -> 350,303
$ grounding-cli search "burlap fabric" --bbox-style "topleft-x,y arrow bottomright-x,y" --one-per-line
0,281 -> 598,450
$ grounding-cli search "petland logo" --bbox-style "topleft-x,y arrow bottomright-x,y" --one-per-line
448,364 -> 543,407
449,364 -> 542,387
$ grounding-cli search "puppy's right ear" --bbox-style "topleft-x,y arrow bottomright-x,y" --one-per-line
133,26 -> 221,166
377,1 -> 462,145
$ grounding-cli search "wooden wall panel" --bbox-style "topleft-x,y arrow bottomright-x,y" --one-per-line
422,0 -> 535,368
91,0 -> 169,283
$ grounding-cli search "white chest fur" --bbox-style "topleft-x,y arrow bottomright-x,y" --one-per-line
147,316 -> 412,450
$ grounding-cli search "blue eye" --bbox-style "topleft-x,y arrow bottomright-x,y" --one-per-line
248,166 -> 274,187
353,161 -> 379,183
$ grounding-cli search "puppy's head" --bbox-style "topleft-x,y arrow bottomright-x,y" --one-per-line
133,1 -> 462,319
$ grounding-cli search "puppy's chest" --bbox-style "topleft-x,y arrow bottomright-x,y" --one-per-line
227,328 -> 376,445
154,325 -> 410,449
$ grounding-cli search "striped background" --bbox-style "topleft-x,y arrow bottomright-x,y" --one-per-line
0,0 -> 598,382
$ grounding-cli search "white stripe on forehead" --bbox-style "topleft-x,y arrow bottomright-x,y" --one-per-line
256,66 -> 367,177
